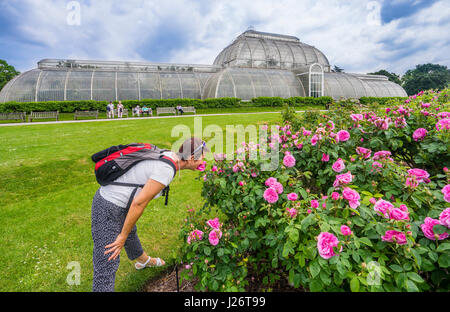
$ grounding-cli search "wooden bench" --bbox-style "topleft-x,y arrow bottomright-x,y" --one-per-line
0,112 -> 27,122
177,106 -> 196,115
156,107 -> 176,116
114,108 -> 129,118
74,110 -> 99,120
29,111 -> 59,122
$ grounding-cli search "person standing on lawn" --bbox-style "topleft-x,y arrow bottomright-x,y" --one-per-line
90,137 -> 209,292
117,101 -> 124,118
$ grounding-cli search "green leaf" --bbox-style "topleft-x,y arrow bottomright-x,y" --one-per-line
411,248 -> 422,268
320,270 -> 332,286
433,225 -> 448,235
436,243 -> 450,253
350,277 -> 360,292
309,279 -> 323,292
390,264 -> 403,272
301,214 -> 315,231
407,272 -> 424,284
438,254 -> 450,268
217,248 -> 224,257
359,237 -> 373,247
289,228 -> 299,243
310,260 -> 321,278
405,280 -> 419,292
204,246 -> 211,256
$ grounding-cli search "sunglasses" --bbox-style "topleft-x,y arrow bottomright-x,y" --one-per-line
191,141 -> 206,156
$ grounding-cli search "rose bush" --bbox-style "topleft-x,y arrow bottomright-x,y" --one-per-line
179,89 -> 450,292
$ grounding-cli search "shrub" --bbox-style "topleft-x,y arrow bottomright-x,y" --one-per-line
179,88 -> 450,292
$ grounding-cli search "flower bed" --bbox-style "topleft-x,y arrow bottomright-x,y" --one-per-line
179,89 -> 450,292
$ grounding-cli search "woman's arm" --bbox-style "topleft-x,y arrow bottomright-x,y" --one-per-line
104,179 -> 166,261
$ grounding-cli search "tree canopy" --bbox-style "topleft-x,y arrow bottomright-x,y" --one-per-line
368,69 -> 402,85
0,60 -> 20,91
401,63 -> 450,95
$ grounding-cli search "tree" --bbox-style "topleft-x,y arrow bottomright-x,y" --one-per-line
0,60 -> 20,91
332,65 -> 344,72
368,69 -> 401,85
401,63 -> 450,95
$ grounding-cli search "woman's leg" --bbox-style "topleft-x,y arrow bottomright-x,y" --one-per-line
91,190 -> 126,292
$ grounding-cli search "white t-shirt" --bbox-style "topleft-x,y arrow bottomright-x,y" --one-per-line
99,151 -> 177,208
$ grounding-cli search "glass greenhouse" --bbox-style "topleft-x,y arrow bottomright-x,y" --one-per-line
0,30 -> 407,103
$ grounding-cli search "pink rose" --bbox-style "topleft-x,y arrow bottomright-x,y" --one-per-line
265,177 -> 278,187
211,166 -> 218,172
263,187 -> 279,204
206,218 -> 221,230
317,232 -> 340,259
439,208 -> 450,228
209,229 -> 222,246
331,192 -> 340,201
187,230 -> 204,244
283,154 -> 296,168
350,114 -> 363,122
374,199 -> 394,218
333,171 -> 353,188
412,128 -> 428,142
356,147 -> 372,159
273,182 -> 284,194
196,161 -> 207,171
421,217 -> 449,240
322,153 -> 330,162
436,118 -> 450,131
239,181 -> 245,186
342,187 -> 360,209
311,134 -> 319,146
369,197 -> 377,205
382,230 -> 407,245
307,209 -> 312,214
373,151 -> 392,160
442,185 -> 450,203
287,193 -> 298,201
407,168 -> 430,183
332,158 -> 345,173
311,200 -> 319,209
288,208 -> 297,218
337,130 -> 350,142
405,176 -> 419,189
389,208 -> 410,221
340,225 -> 352,236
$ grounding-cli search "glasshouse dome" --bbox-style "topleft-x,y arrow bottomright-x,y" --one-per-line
0,30 -> 407,103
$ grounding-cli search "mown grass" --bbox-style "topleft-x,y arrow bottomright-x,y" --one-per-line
0,113 -> 282,291
0,105 -> 321,124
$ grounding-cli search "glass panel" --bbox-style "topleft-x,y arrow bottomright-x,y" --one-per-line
231,69 -> 254,100
262,40 -> 281,68
92,71 -> 115,101
251,70 -> 272,97
290,44 -> 307,66
65,70 -> 92,101
180,72 -> 201,99
6,69 -> 40,102
217,71 -> 235,98
302,44 -> 318,64
276,42 -> 294,69
37,70 -> 66,101
117,72 -> 139,101
139,72 -> 161,99
160,72 -> 182,99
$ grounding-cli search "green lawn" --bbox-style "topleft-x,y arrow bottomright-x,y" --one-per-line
0,113 -> 282,291
0,105 -> 322,124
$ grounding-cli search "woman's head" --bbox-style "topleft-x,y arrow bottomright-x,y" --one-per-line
177,137 -> 209,170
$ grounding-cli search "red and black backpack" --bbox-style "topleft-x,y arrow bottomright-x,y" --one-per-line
91,143 -> 178,207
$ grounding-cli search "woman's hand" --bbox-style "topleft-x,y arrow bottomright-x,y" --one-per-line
104,233 -> 127,261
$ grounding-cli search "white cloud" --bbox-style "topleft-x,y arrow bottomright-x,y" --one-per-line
4,0 -> 450,75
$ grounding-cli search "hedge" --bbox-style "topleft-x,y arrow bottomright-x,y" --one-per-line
0,96 -> 403,113
359,96 -> 407,106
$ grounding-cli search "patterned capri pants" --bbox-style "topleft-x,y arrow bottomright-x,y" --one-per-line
91,188 -> 144,292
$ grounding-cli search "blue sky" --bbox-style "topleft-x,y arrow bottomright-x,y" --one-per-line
0,0 -> 449,75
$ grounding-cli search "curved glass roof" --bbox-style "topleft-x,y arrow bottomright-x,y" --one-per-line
0,30 -> 408,103
202,67 -> 305,100
0,68 -> 215,102
214,30 -> 330,71
324,73 -> 407,99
